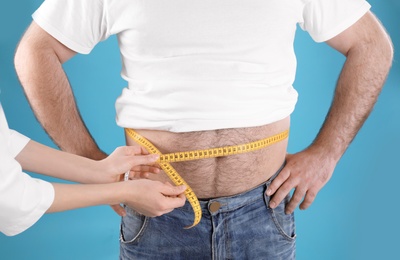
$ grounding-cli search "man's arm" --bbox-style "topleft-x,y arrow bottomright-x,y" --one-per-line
14,22 -> 129,216
14,22 -> 106,160
267,11 -> 393,213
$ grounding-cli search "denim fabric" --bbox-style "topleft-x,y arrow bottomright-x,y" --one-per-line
120,166 -> 296,260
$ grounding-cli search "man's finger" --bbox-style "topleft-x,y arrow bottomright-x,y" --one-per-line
269,178 -> 296,209
299,188 -> 318,210
266,167 -> 290,196
285,187 -> 306,214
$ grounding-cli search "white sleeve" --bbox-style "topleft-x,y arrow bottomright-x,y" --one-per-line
32,0 -> 110,54
0,104 -> 30,157
299,0 -> 371,42
0,107 -> 55,236
0,145 -> 55,236
7,130 -> 30,158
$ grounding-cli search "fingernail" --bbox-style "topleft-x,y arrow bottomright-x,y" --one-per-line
269,201 -> 276,208
266,189 -> 272,195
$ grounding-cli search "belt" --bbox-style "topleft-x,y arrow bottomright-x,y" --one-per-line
125,128 -> 289,228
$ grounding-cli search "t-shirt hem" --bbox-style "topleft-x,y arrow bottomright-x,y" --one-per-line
117,110 -> 294,133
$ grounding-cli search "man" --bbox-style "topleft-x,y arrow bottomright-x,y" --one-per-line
14,0 -> 392,259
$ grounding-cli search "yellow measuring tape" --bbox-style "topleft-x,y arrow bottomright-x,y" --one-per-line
125,128 -> 289,228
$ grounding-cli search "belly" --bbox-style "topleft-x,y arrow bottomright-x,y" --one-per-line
125,117 -> 289,198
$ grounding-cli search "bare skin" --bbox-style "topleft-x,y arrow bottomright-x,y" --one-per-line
15,11 -> 392,214
128,118 -> 289,198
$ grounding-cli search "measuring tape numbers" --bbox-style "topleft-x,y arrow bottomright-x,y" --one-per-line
125,128 -> 289,228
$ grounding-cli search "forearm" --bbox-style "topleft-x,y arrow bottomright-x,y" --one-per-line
47,182 -> 124,213
14,23 -> 105,160
15,141 -> 160,184
312,31 -> 393,161
47,180 -> 187,216
15,140 -> 109,184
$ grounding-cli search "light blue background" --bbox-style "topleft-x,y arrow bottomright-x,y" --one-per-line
0,1 -> 399,259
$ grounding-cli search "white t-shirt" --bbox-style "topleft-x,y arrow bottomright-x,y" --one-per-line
33,0 -> 371,132
0,104 -> 54,236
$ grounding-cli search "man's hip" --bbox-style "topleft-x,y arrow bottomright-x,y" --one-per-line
119,164 -> 296,260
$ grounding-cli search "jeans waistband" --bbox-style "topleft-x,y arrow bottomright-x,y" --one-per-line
180,162 -> 285,214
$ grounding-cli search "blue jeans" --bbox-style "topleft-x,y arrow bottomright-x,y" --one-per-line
119,165 -> 296,259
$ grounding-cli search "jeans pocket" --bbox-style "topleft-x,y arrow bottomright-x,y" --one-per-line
119,206 -> 149,244
265,193 -> 296,241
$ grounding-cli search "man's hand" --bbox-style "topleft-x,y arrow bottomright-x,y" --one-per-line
266,148 -> 336,214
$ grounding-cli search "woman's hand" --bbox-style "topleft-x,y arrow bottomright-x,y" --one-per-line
97,146 -> 161,183
122,180 -> 187,217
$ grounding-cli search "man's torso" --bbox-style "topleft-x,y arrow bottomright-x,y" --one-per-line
126,117 -> 289,198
